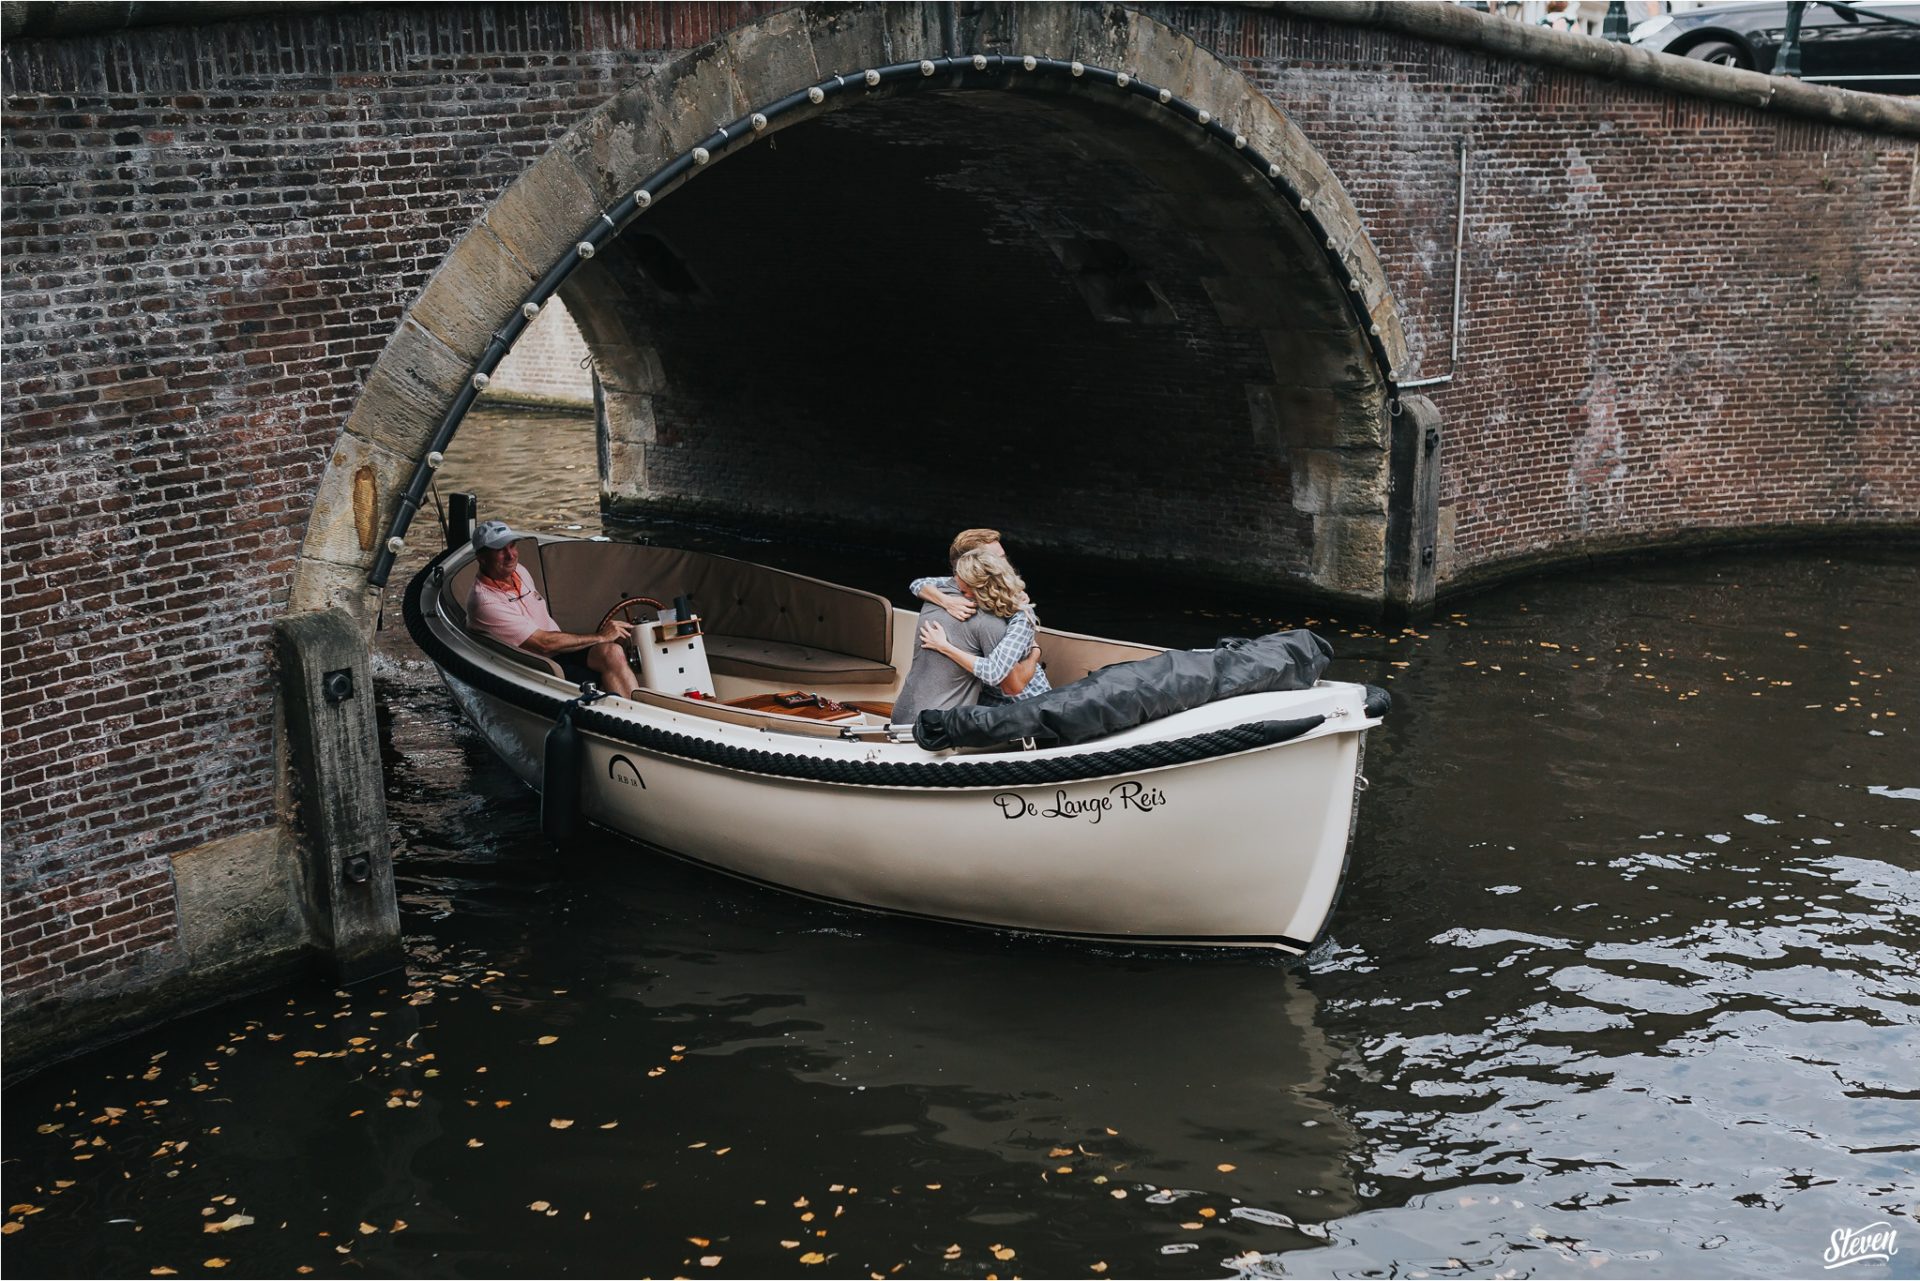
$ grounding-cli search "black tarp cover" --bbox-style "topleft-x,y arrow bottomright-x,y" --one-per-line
913,629 -> 1334,750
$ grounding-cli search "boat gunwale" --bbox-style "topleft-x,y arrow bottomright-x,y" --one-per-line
405,543 -> 1376,792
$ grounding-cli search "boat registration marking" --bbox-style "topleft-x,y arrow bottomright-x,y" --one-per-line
609,754 -> 647,789
992,780 -> 1167,825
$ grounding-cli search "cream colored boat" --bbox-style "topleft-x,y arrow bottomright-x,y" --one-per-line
404,533 -> 1384,953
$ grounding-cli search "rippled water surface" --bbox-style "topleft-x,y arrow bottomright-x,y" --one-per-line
4,409 -> 1916,1278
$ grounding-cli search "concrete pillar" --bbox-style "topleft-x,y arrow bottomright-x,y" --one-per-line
273,608 -> 401,981
1384,394 -> 1443,622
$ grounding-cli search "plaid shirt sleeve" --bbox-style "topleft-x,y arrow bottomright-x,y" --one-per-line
971,607 -> 1036,687
908,574 -> 958,598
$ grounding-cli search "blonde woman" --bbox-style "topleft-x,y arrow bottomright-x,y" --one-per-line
917,548 -> 1052,705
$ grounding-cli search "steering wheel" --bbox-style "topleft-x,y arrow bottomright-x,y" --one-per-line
598,596 -> 665,655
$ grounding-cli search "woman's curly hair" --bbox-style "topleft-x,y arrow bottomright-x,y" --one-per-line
952,548 -> 1032,620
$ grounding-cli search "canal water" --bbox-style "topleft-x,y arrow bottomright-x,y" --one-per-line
4,407 -> 1915,1279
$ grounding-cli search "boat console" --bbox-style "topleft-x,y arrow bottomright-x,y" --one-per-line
633,612 -> 715,699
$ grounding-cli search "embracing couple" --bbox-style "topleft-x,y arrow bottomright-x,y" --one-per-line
892,527 -> 1052,724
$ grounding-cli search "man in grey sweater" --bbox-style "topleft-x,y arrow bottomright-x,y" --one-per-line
892,528 -> 1040,724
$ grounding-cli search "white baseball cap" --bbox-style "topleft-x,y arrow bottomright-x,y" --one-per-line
470,519 -> 522,552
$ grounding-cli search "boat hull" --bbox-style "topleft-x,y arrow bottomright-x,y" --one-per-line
443,671 -> 1365,951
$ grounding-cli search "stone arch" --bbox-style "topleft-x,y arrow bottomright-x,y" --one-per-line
289,2 -> 1410,620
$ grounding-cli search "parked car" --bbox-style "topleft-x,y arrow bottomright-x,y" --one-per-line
1631,1 -> 1920,92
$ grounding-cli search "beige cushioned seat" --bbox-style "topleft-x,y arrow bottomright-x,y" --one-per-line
447,539 -> 895,687
701,636 -> 894,684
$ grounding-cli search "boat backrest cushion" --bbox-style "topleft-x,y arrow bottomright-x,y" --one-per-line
536,541 -> 893,664
1032,628 -> 1162,686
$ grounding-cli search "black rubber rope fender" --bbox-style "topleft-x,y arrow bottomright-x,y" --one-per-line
405,549 -> 1329,790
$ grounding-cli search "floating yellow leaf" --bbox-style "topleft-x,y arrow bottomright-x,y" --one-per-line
599,1122 -> 618,1130
800,1212 -> 816,1223
204,1261 -> 229,1270
1180,1221 -> 1204,1230
392,1220 -> 408,1232
1049,1147 -> 1073,1158
943,1245 -> 962,1260
781,1240 -> 801,1249
799,1252 -> 827,1265
466,1139 -> 484,1148
924,1183 -> 941,1191
528,1201 -> 551,1213
358,1223 -> 378,1235
647,1067 -> 666,1078
1216,1163 -> 1237,1172
203,1214 -> 254,1234
1105,1127 -> 1119,1135
1199,1207 -> 1217,1219
1091,1264 -> 1108,1274
149,1269 -> 176,1276
347,1037 -> 369,1047
549,1119 -> 574,1130
689,1237 -> 711,1248
35,1124 -> 62,1135
1,1223 -> 21,1236
700,1257 -> 721,1268
793,1196 -> 809,1208
1110,1189 -> 1127,1199
537,1036 -> 558,1046
990,1244 -> 1016,1261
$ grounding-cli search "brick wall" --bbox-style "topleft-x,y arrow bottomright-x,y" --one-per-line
1157,4 -> 1918,581
0,3 -> 776,1019
2,1 -> 1914,1036
486,300 -> 591,406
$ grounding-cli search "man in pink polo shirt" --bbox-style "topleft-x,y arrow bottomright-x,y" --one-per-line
465,520 -> 641,699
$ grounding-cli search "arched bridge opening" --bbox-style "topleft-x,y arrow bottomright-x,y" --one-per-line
315,5 -> 1425,622
562,82 -> 1399,604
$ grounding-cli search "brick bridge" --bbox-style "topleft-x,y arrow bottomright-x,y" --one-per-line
4,2 -> 1916,1068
